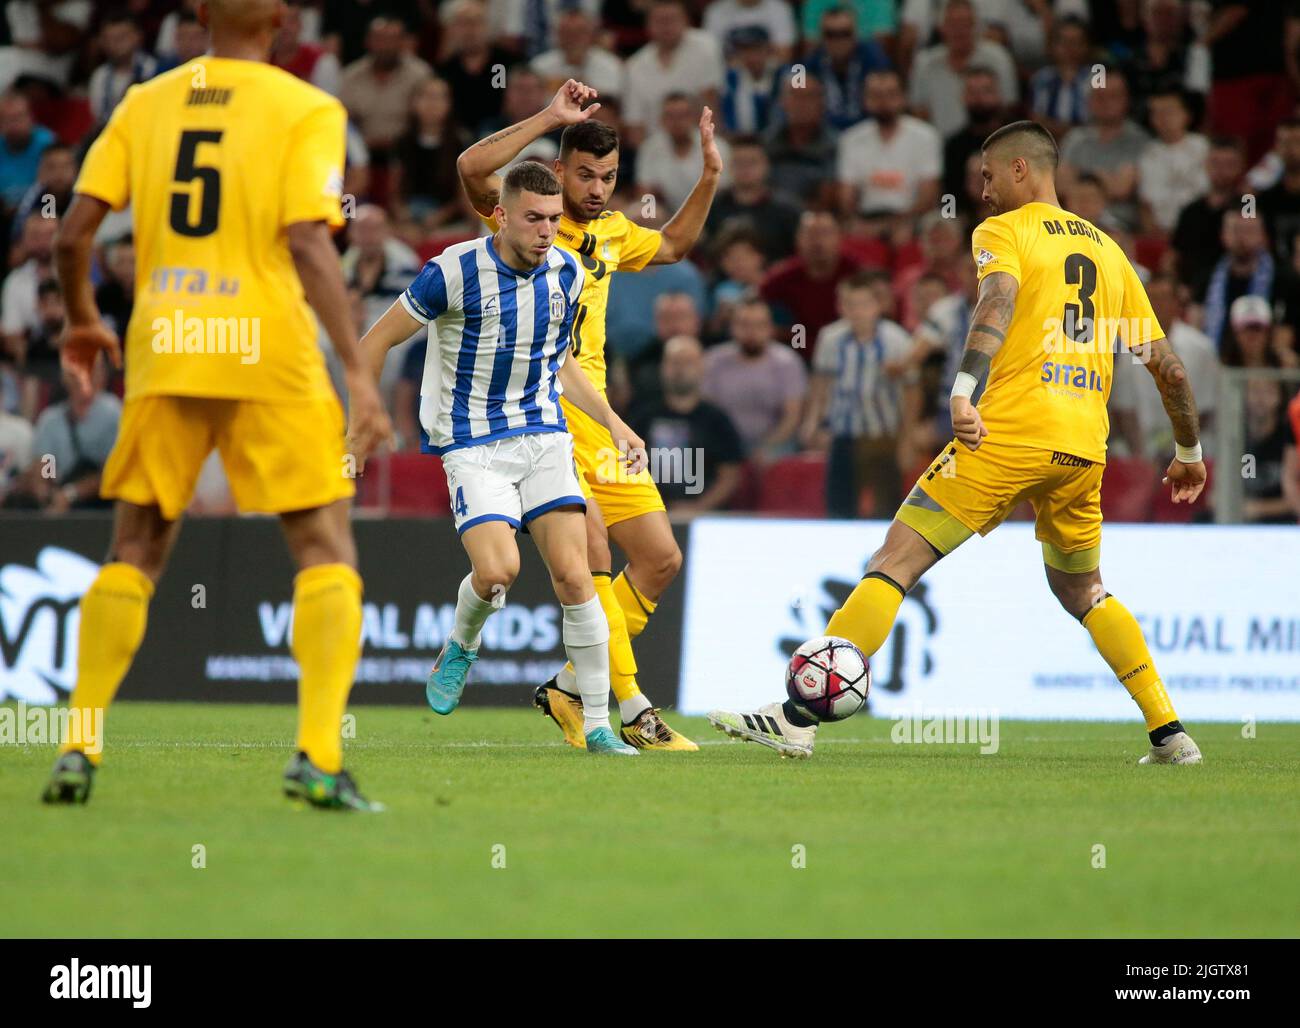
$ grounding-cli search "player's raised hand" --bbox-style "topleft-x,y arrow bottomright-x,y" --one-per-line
59,321 -> 121,399
699,106 -> 723,176
547,79 -> 600,126
1163,457 -> 1206,504
951,395 -> 988,451
344,371 -> 394,475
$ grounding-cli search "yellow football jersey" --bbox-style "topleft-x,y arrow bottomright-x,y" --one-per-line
76,57 -> 347,403
487,209 -> 662,392
970,200 -> 1161,463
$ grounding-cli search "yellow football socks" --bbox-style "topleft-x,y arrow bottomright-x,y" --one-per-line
291,563 -> 363,774
1082,595 -> 1177,730
60,561 -> 154,765
825,573 -> 905,657
612,570 -> 655,640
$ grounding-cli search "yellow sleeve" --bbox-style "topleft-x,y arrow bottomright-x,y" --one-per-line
616,216 -> 663,273
282,100 -> 347,229
970,215 -> 1020,284
1117,254 -> 1164,351
75,92 -> 132,210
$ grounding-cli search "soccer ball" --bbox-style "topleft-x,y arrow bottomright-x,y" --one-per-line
785,636 -> 870,722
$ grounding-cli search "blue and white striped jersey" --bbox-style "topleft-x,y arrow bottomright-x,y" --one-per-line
399,236 -> 585,454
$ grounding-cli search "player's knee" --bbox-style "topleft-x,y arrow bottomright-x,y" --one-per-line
550,562 -> 591,602
1046,573 -> 1099,621
474,557 -> 520,595
636,539 -> 682,591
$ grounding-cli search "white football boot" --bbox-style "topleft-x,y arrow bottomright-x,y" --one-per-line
1138,731 -> 1203,765
707,702 -> 817,759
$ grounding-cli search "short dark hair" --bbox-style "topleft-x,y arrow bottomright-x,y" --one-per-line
981,119 -> 1059,171
501,160 -> 561,202
712,224 -> 764,259
560,120 -> 619,161
841,269 -> 889,293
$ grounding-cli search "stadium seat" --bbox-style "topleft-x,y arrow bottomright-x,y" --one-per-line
1135,235 -> 1168,273
757,454 -> 827,516
728,461 -> 762,511
354,452 -> 451,516
1100,456 -> 1157,523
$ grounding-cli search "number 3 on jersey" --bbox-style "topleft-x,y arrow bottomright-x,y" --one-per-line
1062,253 -> 1097,345
170,129 -> 223,237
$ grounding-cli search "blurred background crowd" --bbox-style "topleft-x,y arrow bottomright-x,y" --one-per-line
0,0 -> 1298,524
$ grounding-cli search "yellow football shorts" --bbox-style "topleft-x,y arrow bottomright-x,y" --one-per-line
895,438 -> 1104,573
102,394 -> 353,521
561,396 -> 666,526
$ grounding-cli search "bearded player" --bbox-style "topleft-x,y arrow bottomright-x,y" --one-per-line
457,80 -> 721,751
709,121 -> 1206,765
42,0 -> 391,808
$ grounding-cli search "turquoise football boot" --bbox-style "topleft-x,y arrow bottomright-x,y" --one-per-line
426,640 -> 478,715
584,725 -> 639,756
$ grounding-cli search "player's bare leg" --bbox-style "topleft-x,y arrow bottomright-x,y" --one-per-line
42,501 -> 179,804
536,498 -> 695,750
529,507 -> 636,755
277,498 -> 381,810
429,520 -> 520,714
1045,562 -> 1201,765
709,517 -> 946,758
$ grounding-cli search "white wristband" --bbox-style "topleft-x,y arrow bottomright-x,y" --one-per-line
1175,441 -> 1202,464
950,372 -> 978,400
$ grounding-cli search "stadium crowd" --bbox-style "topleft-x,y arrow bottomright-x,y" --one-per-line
0,0 -> 1298,524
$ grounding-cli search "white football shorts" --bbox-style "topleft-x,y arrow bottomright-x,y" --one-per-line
440,430 -> 586,534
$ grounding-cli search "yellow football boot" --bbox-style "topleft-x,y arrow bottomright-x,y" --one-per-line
534,680 -> 587,749
619,708 -> 699,751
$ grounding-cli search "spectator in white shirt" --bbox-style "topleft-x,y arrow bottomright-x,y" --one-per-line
0,1 -> 93,91
529,4 -> 624,99
837,68 -> 942,220
489,0 -> 602,58
623,0 -> 724,147
87,12 -> 158,124
1138,87 -> 1209,236
908,0 -> 1018,139
703,0 -> 798,65
1,212 -> 56,365
638,92 -> 733,212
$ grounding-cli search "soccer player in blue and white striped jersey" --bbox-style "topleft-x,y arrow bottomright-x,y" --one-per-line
358,162 -> 647,755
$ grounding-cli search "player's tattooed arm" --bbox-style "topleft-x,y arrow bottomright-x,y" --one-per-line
457,79 -> 601,217
1141,335 -> 1201,447
963,270 -> 1019,363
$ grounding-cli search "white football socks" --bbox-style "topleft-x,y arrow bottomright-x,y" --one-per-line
561,595 -> 612,733
556,653 -> 652,724
451,573 -> 499,650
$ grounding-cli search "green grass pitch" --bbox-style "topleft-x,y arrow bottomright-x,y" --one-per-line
2,702 -> 1297,938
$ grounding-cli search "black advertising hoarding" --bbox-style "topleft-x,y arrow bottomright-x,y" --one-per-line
0,515 -> 686,709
